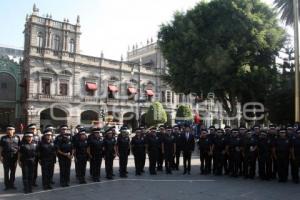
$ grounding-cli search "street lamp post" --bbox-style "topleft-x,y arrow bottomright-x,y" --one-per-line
294,0 -> 300,122
27,106 -> 34,125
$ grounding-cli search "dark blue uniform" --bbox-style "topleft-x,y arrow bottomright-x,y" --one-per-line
55,134 -> 73,187
243,135 -> 258,179
198,136 -> 212,174
19,140 -> 38,193
73,134 -> 89,183
258,134 -> 273,180
117,135 -> 130,177
38,136 -> 56,189
291,134 -> 300,183
131,135 -> 146,175
146,134 -> 160,175
103,137 -> 116,179
213,135 -> 226,175
163,133 -> 176,174
0,135 -> 20,189
88,133 -> 104,181
229,136 -> 242,177
274,137 -> 290,182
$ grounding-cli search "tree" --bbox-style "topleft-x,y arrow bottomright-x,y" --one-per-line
175,105 -> 193,124
145,101 -> 167,127
266,43 -> 295,124
158,0 -> 286,122
274,0 -> 299,25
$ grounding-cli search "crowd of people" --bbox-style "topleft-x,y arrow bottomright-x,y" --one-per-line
1,122 -> 300,194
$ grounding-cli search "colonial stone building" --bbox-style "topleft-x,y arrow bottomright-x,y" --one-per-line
0,48 -> 23,130
23,5 -> 193,130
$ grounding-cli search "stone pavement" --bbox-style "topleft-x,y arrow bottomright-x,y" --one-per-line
1,156 -> 300,200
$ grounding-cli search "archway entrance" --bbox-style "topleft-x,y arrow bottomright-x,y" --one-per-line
123,112 -> 138,130
81,110 -> 99,125
40,108 -> 68,130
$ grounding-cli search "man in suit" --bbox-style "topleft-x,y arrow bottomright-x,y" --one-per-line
181,124 -> 195,175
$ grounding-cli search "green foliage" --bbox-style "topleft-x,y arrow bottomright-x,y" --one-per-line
274,0 -> 298,25
176,105 -> 193,121
158,0 -> 286,118
145,101 -> 167,127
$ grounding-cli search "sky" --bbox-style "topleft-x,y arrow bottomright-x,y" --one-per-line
0,0 -> 285,60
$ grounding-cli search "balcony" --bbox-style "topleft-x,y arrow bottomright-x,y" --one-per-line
28,93 -> 73,102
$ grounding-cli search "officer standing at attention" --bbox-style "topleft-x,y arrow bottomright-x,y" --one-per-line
18,131 -> 38,194
198,129 -> 213,175
273,128 -> 290,182
162,126 -> 176,174
172,125 -> 182,171
25,123 -> 40,187
131,127 -> 146,175
145,127 -> 160,175
157,125 -> 165,171
72,125 -> 83,179
257,130 -> 273,180
243,130 -> 258,179
223,125 -> 232,175
73,129 -> 89,184
103,128 -> 117,179
38,130 -> 56,190
291,129 -> 300,183
181,124 -> 195,175
212,128 -> 226,176
0,125 -> 20,190
140,126 -> 147,173
117,126 -> 130,178
87,127 -> 104,182
229,129 -> 242,177
55,125 -> 73,187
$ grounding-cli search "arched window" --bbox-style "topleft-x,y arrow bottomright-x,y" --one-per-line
69,39 -> 75,53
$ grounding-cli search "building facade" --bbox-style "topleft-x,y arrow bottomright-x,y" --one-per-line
0,52 -> 23,130
23,5 -> 190,130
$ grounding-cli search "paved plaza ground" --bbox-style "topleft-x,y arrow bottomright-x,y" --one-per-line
1,156 -> 300,200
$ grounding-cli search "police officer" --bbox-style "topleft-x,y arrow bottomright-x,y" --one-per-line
87,127 -> 104,182
198,129 -> 213,175
55,125 -> 73,187
25,123 -> 40,187
273,128 -> 290,182
157,125 -> 165,171
140,126 -> 147,173
212,128 -> 226,176
73,129 -> 89,184
162,126 -> 176,174
131,128 -> 146,175
72,125 -> 83,179
172,125 -> 182,171
267,124 -> 278,178
103,128 -> 117,179
0,125 -> 20,190
208,126 -> 216,174
19,131 -> 38,194
181,124 -> 195,175
223,125 -> 231,175
117,126 -> 130,178
258,129 -> 273,180
38,130 -> 56,190
229,129 -> 242,177
145,127 -> 160,175
243,130 -> 258,179
291,129 -> 300,183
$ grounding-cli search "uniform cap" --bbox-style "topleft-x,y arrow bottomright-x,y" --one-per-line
27,123 -> 37,129
6,125 -> 15,130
